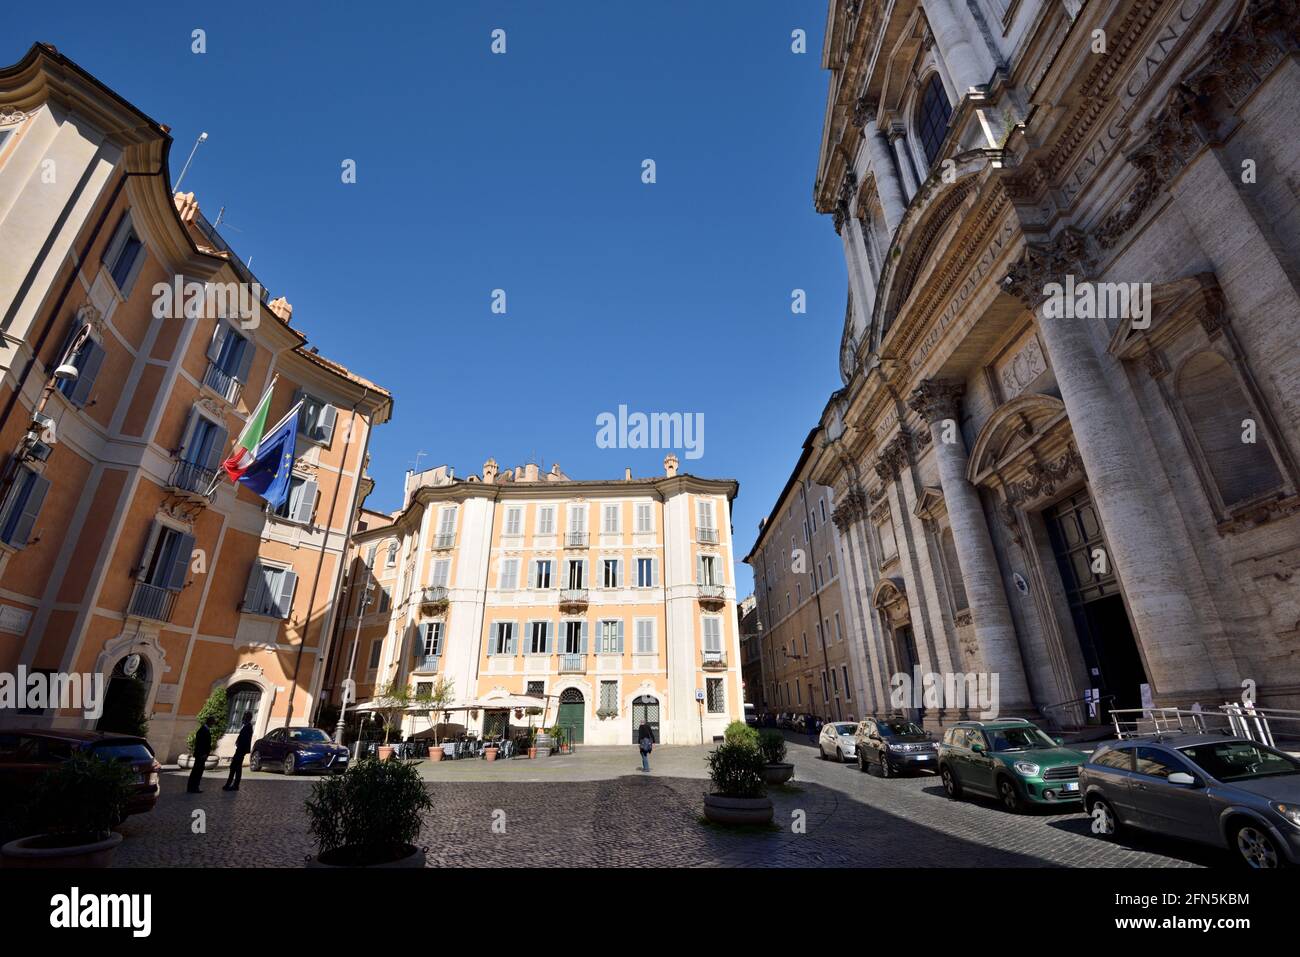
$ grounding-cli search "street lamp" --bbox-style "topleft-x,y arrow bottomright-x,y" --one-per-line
333,581 -> 374,744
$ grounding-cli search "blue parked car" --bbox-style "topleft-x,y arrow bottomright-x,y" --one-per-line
249,727 -> 349,775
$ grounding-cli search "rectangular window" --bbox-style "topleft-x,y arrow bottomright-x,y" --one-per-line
636,557 -> 656,588
528,620 -> 550,655
242,560 -> 297,619
104,214 -> 146,296
498,559 -> 519,590
368,640 -> 383,669
598,619 -> 623,654
826,554 -> 835,579
822,671 -> 829,702
602,503 -> 620,534
420,622 -> 443,656
697,555 -> 718,585
526,680 -> 545,697
294,391 -> 337,445
537,505 -> 555,535
820,499 -> 827,523
602,558 -> 621,588
563,620 -> 585,654
635,502 -> 653,533
568,505 -> 586,532
843,665 -> 852,700
834,612 -> 842,642
702,617 -> 722,655
377,587 -> 391,614
490,622 -> 516,655
386,542 -> 397,567
831,668 -> 839,692
365,544 -> 377,568
207,323 -> 252,384
504,506 -> 523,536
795,682 -> 802,704
599,681 -> 619,713
435,507 -> 456,547
530,559 -> 551,589
706,678 -> 725,714
697,499 -> 715,530
273,474 -> 317,525
816,622 -> 823,647
634,619 -> 655,654
566,559 -> 585,588
430,559 -> 450,588
0,466 -> 51,549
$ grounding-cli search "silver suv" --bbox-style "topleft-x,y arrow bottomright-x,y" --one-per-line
1080,734 -> 1300,868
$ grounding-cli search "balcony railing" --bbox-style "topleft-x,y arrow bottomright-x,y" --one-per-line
202,361 -> 243,405
702,651 -> 727,671
417,586 -> 448,609
412,655 -> 440,674
559,654 -> 586,674
697,526 -> 719,544
559,588 -> 589,609
698,584 -> 726,607
565,531 -> 588,548
128,581 -> 176,623
432,534 -> 455,550
166,459 -> 218,501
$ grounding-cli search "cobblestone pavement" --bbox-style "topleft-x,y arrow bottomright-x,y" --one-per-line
116,736 -> 1224,867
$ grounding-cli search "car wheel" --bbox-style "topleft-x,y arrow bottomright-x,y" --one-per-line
1233,823 -> 1283,869
858,753 -> 868,773
249,751 -> 261,773
818,743 -> 827,760
283,752 -> 296,776
836,747 -> 844,763
998,777 -> 1022,813
941,765 -> 962,799
1089,797 -> 1119,838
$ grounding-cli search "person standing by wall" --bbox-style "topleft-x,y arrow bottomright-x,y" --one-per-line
187,715 -> 216,794
223,712 -> 254,791
637,722 -> 654,773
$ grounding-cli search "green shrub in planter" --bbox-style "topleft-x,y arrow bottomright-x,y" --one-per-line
705,741 -> 767,799
305,757 -> 432,866
758,730 -> 787,765
723,720 -> 759,750
189,686 -> 228,756
26,753 -> 137,847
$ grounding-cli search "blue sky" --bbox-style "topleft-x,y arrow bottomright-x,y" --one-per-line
6,1 -> 846,593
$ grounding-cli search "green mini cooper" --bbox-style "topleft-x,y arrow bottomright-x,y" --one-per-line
937,719 -> 1086,812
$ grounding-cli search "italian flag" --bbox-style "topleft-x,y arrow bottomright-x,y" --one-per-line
221,378 -> 276,481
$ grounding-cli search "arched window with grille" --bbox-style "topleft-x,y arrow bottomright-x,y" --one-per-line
915,73 -> 953,169
1176,351 -> 1283,509
225,682 -> 263,733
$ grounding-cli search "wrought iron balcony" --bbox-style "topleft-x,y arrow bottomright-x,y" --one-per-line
565,531 -> 588,548
412,655 -> 440,674
702,651 -> 727,671
697,584 -> 726,607
416,586 -> 448,611
128,581 -> 176,623
432,534 -> 455,550
166,459 -> 218,501
559,654 -> 586,674
697,526 -> 719,544
202,361 -> 243,405
559,588 -> 589,610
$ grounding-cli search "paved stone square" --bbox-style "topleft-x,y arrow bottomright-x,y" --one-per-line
116,735 -> 1223,867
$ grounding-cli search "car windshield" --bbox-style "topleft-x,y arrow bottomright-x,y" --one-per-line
89,743 -> 154,763
288,729 -> 330,743
832,724 -> 856,735
1179,741 -> 1300,782
878,720 -> 925,737
987,726 -> 1056,752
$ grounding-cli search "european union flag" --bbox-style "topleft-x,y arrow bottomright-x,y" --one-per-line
237,402 -> 301,510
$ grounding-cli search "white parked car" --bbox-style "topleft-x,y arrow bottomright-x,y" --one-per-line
818,722 -> 859,762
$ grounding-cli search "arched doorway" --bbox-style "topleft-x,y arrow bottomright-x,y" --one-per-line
556,688 -> 585,744
873,578 -> 922,723
631,695 -> 659,744
98,655 -> 152,734
224,682 -> 263,735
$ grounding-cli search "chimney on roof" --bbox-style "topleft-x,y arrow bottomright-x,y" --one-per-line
624,467 -> 632,481
482,458 -> 498,484
173,191 -> 200,224
524,463 -> 539,482
664,453 -> 679,478
269,297 -> 293,323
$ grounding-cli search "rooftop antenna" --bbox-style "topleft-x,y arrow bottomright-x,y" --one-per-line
411,450 -> 428,473
173,131 -> 208,192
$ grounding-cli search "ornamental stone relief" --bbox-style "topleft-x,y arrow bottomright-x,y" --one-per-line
997,336 -> 1048,399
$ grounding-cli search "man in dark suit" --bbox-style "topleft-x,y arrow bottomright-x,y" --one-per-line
187,715 -> 217,794
223,712 -> 254,791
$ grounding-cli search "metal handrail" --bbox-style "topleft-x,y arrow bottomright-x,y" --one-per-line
565,532 -> 589,547
128,581 -> 176,622
202,361 -> 243,404
432,534 -> 455,550
167,459 -> 218,498
697,526 -> 719,544
559,588 -> 588,604
559,654 -> 586,674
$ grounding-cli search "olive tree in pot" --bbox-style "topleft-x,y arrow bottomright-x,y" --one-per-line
422,677 -> 455,762
758,729 -> 794,785
304,757 -> 432,867
1,753 -> 136,867
369,680 -> 412,761
703,741 -> 772,826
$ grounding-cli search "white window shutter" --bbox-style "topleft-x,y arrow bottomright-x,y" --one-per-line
318,403 -> 337,444
243,561 -> 265,612
276,569 -> 298,619
293,479 -> 317,525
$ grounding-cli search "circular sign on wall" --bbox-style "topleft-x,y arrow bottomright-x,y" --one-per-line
123,654 -> 141,677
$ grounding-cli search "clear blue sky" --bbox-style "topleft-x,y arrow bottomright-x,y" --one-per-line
6,1 -> 847,594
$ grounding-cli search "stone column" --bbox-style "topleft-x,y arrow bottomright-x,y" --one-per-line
855,98 -> 908,232
889,126 -> 920,200
1001,235 -> 1219,696
918,0 -> 988,96
907,380 -> 1034,713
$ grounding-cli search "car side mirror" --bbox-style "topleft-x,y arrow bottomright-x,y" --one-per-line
971,743 -> 985,754
1167,771 -> 1197,787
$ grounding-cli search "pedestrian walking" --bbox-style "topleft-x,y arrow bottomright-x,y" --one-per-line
637,722 -> 654,772
187,715 -> 217,794
223,712 -> 253,791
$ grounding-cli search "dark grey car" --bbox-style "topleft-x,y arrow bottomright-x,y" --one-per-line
1080,734 -> 1300,868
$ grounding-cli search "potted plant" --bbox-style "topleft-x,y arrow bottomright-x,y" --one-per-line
180,686 -> 226,769
724,719 -> 760,749
1,753 -> 137,868
370,680 -> 411,761
304,757 -> 432,868
703,741 -> 772,826
758,729 -> 794,785
422,677 -> 456,763
484,744 -> 498,762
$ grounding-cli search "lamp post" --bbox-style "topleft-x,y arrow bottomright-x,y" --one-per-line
333,581 -> 374,743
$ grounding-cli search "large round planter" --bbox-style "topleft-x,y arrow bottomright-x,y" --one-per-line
377,745 -> 396,762
306,844 -> 425,869
428,748 -> 443,763
484,748 -> 498,762
527,748 -> 537,759
1,831 -> 122,869
177,753 -> 219,770
703,794 -> 774,826
761,763 -> 795,785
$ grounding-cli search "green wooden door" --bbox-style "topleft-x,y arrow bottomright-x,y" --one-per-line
557,689 -> 585,744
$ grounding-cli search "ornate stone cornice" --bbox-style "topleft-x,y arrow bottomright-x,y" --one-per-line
831,484 -> 870,530
832,169 -> 858,235
874,430 -> 919,481
1000,229 -> 1092,309
1002,444 -> 1085,507
852,95 -> 877,130
907,379 -> 965,424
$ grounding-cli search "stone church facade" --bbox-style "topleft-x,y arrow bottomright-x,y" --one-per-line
809,0 -> 1300,729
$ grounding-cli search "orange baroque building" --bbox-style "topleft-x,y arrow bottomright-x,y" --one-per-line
319,456 -> 743,745
0,44 -> 391,761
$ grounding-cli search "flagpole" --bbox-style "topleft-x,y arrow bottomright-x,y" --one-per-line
208,374 -> 279,498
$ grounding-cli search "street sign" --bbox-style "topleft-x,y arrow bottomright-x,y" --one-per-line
695,688 -> 705,702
